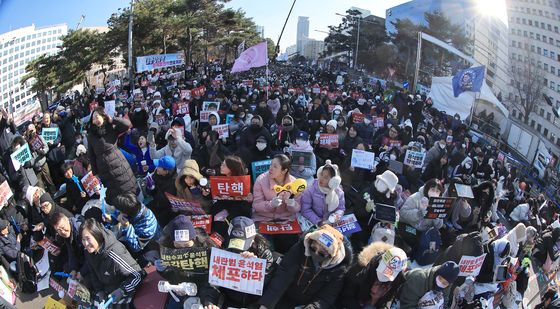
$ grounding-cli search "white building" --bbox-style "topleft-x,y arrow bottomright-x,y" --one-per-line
0,23 -> 68,124
297,16 -> 309,55
506,0 -> 560,154
302,39 -> 325,60
255,25 -> 264,39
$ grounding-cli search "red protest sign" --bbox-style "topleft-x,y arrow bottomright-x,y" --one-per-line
37,237 -> 61,256
0,181 -> 13,207
319,134 -> 339,148
181,89 -> 191,100
210,176 -> 251,200
352,113 -> 365,123
173,102 -> 189,116
243,80 -> 254,87
80,172 -> 100,197
388,139 -> 402,149
258,220 -> 302,235
165,193 -> 205,215
191,86 -> 206,97
189,214 -> 212,234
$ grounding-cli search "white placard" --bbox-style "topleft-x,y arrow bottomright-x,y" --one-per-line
351,149 -> 375,170
208,248 -> 266,296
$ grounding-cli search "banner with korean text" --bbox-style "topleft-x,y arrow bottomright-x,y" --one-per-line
210,176 -> 251,200
209,248 -> 266,295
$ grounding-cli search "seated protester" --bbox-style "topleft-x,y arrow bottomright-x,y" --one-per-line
509,202 -> 531,224
61,162 -> 91,213
211,156 -> 252,238
314,119 -> 341,165
301,160 -> 345,226
80,218 -> 144,308
375,125 -> 402,155
5,137 -> 40,199
452,156 -> 474,185
252,154 -> 301,254
198,131 -> 231,177
48,211 -> 85,275
423,135 -> 447,169
227,110 -> 246,137
175,159 -> 212,213
338,243 -> 407,309
123,130 -> 155,177
221,217 -> 274,308
149,127 -> 193,173
147,156 -> 177,226
399,179 -> 444,232
341,125 -> 364,157
197,111 -> 220,146
443,179 -> 472,232
258,224 -> 352,309
25,123 -> 56,193
533,227 -> 560,273
111,193 -> 160,266
155,215 -> 220,309
275,115 -> 298,150
422,153 -> 449,182
399,261 -> 460,309
0,219 -> 20,263
72,144 -> 91,178
287,131 -> 317,186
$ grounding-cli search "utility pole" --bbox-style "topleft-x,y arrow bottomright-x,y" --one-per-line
128,0 -> 134,94
354,17 -> 360,68
76,15 -> 85,30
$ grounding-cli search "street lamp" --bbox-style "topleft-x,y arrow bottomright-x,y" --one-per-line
335,13 -> 361,68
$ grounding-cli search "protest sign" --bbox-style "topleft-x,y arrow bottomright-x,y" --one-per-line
136,53 -> 185,73
497,151 -> 505,162
10,143 -> 32,171
104,100 -> 116,117
291,151 -> 313,167
388,140 -> 402,149
458,254 -> 487,277
210,176 -> 251,200
212,124 -> 229,139
375,117 -> 385,128
80,172 -> 101,197
164,193 -> 205,215
0,181 -> 14,207
0,266 -> 14,306
332,214 -> 361,235
319,134 -> 339,148
189,214 -> 212,234
425,197 -> 456,219
200,111 -> 211,123
41,128 -> 59,143
351,149 -> 375,170
180,89 -> 191,100
374,204 -> 397,223
404,150 -> 426,168
258,220 -> 302,235
37,237 -> 61,256
167,71 -> 184,80
191,86 -> 206,97
252,160 -> 271,182
30,135 -> 45,152
160,246 -> 209,272
173,102 -> 189,116
225,114 -> 235,124
202,101 -> 221,111
209,248 -> 266,296
352,113 -> 365,123
312,86 -> 321,94
44,296 -> 66,309
455,184 -> 474,199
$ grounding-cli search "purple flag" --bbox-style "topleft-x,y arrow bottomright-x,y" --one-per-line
231,42 -> 268,73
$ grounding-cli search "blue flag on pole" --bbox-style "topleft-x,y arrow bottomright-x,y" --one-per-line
452,66 -> 485,97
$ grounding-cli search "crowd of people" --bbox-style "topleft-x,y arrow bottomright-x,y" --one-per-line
0,62 -> 558,309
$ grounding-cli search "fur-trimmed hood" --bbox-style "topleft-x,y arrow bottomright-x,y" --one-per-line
357,241 -> 394,267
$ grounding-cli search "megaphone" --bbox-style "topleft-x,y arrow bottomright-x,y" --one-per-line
273,178 -> 307,197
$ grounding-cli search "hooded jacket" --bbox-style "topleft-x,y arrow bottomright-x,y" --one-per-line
424,141 -> 447,168
400,186 -> 443,232
83,226 -> 144,296
119,204 -> 160,253
288,141 -> 316,185
400,265 -> 452,309
149,134 -> 193,173
258,235 -> 353,309
301,180 -> 345,225
251,171 -> 301,223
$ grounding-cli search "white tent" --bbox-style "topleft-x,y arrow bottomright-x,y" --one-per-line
429,76 -> 509,120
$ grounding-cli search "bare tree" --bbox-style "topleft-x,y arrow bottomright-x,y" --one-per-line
508,49 -> 546,125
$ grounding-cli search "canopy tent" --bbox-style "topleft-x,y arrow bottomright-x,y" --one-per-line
429,76 -> 509,120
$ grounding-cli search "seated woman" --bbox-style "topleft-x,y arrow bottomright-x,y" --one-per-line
175,159 -> 212,213
301,160 -> 345,226
399,178 -> 444,233
80,218 -> 144,308
155,215 -> 220,309
211,156 -> 253,238
252,154 -> 302,254
197,131 -> 231,177
338,242 -> 407,309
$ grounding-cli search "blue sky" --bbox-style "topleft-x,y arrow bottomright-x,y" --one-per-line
0,0 -> 409,51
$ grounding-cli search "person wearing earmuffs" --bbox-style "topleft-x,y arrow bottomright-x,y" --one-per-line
300,160 -> 345,226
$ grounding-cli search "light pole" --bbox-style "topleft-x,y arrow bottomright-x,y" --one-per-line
128,0 -> 134,95
335,13 -> 362,68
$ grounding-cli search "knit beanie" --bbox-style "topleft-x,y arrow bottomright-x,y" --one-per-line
435,261 -> 460,284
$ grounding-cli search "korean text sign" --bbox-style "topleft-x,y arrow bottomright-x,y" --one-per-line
165,192 -> 205,215
404,150 -> 426,168
319,134 -> 339,148
210,176 -> 251,200
136,53 -> 185,73
81,172 -> 101,197
332,214 -> 362,235
252,160 -> 271,182
425,197 -> 456,219
258,220 -> 302,235
41,128 -> 59,143
458,254 -> 487,277
160,246 -> 209,272
351,149 -> 375,170
209,248 -> 266,296
10,143 -> 32,171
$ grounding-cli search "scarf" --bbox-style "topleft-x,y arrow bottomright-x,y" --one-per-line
318,183 -> 339,212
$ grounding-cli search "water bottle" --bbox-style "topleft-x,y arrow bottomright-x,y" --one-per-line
181,282 -> 197,296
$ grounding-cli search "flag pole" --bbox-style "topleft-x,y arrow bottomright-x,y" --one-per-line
266,64 -> 269,100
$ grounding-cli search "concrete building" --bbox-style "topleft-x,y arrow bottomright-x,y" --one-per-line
0,23 -> 68,125
506,0 -> 560,155
349,6 -> 371,17
82,27 -> 126,88
302,39 -> 325,60
297,16 -> 309,54
286,44 -> 297,56
255,25 -> 264,39
385,0 -> 510,96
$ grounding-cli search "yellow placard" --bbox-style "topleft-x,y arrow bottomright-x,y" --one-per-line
44,296 -> 66,309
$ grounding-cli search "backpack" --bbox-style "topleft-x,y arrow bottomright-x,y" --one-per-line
413,227 -> 442,266
17,252 -> 38,293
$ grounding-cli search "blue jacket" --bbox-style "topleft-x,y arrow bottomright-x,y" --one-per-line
124,133 -> 155,176
120,204 -> 160,253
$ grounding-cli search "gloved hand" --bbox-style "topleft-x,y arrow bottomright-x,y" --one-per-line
522,257 -> 531,268
365,200 -> 375,213
154,259 -> 167,272
145,173 -> 155,190
110,288 -> 124,302
285,198 -> 296,207
271,197 -> 282,208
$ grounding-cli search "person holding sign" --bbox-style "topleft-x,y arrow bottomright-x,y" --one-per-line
287,131 -> 316,186
198,131 -> 231,177
252,154 -> 301,254
155,215 -> 220,309
79,219 -> 144,307
300,160 -> 345,226
61,162 -> 92,213
400,179 -> 445,233
87,107 -> 137,205
24,124 -> 56,193
258,225 -> 352,309
175,159 -> 212,214
123,131 -> 155,177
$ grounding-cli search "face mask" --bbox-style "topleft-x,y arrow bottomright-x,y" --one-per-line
134,108 -> 141,112
428,189 -> 440,198
375,179 -> 388,193
256,143 -> 267,151
296,139 -> 307,146
465,163 -> 472,169
320,120 -> 327,125
439,143 -> 446,149
389,154 -> 397,161
434,276 -> 447,291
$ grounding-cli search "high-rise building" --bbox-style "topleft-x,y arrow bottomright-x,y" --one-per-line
297,16 -> 309,54
385,0 -> 510,96
506,0 -> 560,153
349,6 -> 371,17
255,25 -> 264,38
0,24 -> 68,125
302,39 -> 325,60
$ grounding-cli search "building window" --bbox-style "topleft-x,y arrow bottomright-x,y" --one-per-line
553,66 -> 557,74
513,109 -> 517,117
537,34 -> 541,40
545,63 -> 549,70
538,124 -> 542,131
548,112 -> 552,121
531,120 -> 536,128
540,108 -> 545,116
